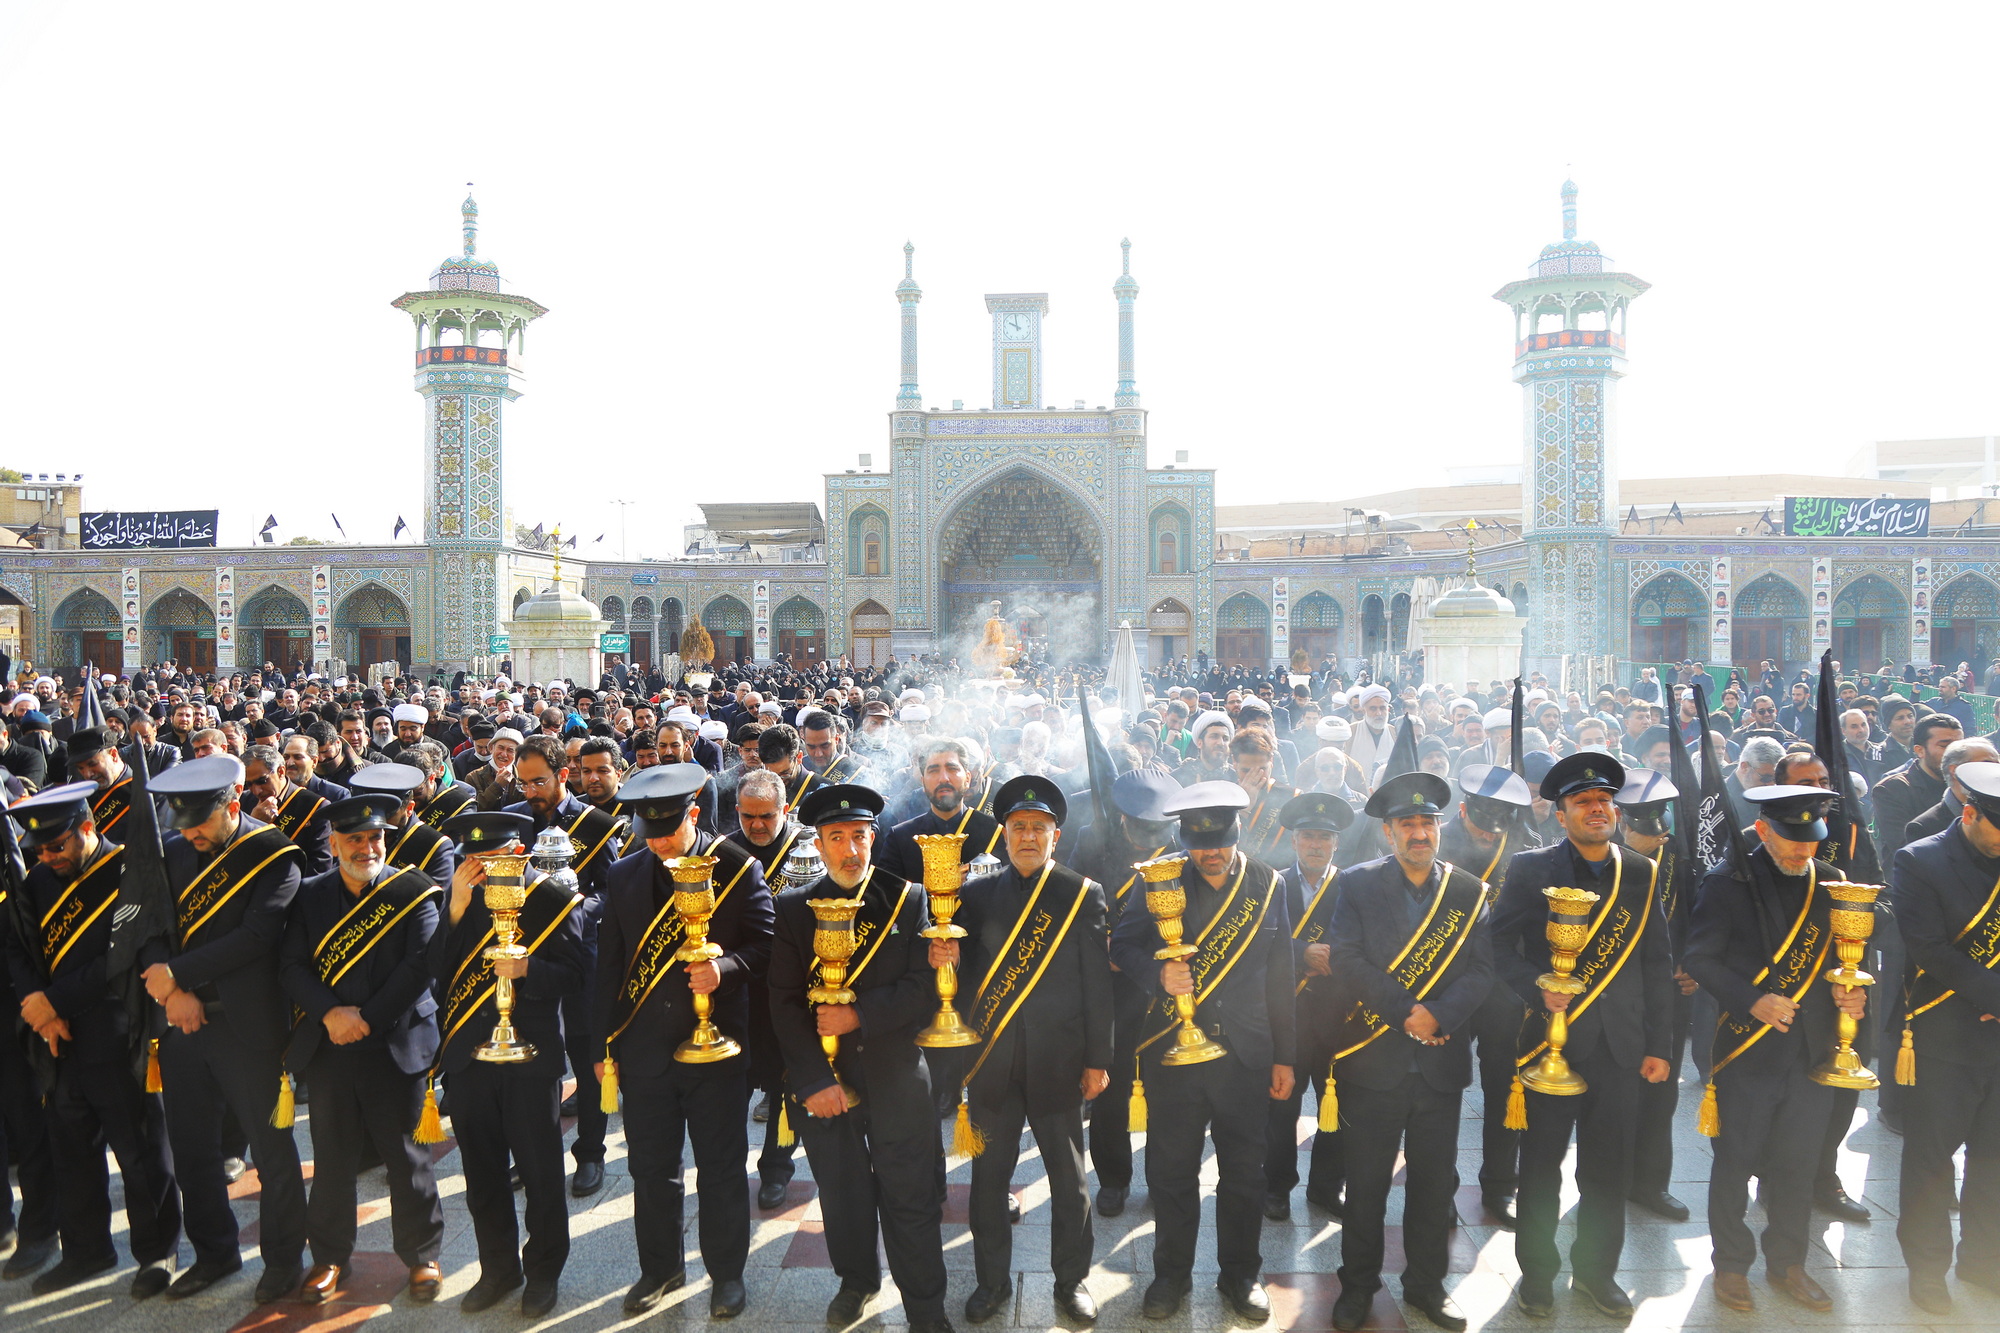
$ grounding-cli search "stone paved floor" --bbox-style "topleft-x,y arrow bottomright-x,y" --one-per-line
3,1073 -> 1995,1332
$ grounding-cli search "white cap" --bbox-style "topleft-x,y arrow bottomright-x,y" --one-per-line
492,727 -> 525,746
1358,685 -> 1391,704
665,706 -> 699,728
1526,689 -> 1550,705
1482,708 -> 1511,729
393,703 -> 429,725
1191,709 -> 1234,738
900,704 -> 931,722
699,720 -> 728,741
756,701 -> 783,716
1317,716 -> 1353,742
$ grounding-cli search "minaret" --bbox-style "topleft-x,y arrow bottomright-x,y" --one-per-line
1113,238 -> 1140,408
1493,180 -> 1649,675
896,241 -> 922,410
392,186 -> 547,666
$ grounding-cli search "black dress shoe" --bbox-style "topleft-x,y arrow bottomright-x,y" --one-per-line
1,1234 -> 56,1280
1629,1189 -> 1689,1222
572,1161 -> 605,1197
1960,1264 -> 2000,1296
1483,1193 -> 1517,1228
1307,1187 -> 1345,1218
1909,1272 -> 1952,1314
1053,1281 -> 1097,1324
1404,1287 -> 1468,1332
1332,1281 -> 1377,1331
753,1093 -> 771,1123
1095,1185 -> 1128,1217
131,1259 -> 176,1299
1815,1185 -> 1870,1222
1263,1191 -> 1291,1221
759,1176 -> 792,1210
1216,1276 -> 1271,1323
826,1284 -> 874,1325
1879,1108 -> 1904,1135
459,1272 -> 524,1312
30,1252 -> 116,1295
221,1156 -> 247,1184
965,1285 -> 1008,1323
623,1270 -> 687,1314
166,1257 -> 243,1299
1141,1275 -> 1189,1320
255,1262 -> 304,1304
711,1278 -> 747,1318
1515,1278 -> 1554,1318
522,1278 -> 559,1316
1572,1276 -> 1634,1319
559,1092 -> 580,1118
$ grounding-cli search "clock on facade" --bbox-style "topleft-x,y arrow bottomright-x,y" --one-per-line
1000,312 -> 1032,340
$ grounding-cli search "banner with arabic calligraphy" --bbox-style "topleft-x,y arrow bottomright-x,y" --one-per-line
80,510 -> 220,549
1783,496 -> 1931,538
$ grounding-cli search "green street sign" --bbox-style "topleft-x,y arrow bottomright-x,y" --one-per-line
600,633 -> 630,652
489,634 -> 511,653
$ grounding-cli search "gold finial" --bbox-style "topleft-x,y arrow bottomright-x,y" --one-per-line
1463,518 -> 1480,580
550,526 -> 562,588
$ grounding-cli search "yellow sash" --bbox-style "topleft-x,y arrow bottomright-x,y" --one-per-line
178,827 -> 301,945
1294,861 -> 1341,995
961,865 -> 1090,1088
603,853 -> 755,1049
41,846 -> 124,973
1514,850 -> 1659,1067
1135,857 -> 1269,1057
1331,866 -> 1486,1060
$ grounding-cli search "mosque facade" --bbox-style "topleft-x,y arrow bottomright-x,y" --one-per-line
4,189 -> 1998,685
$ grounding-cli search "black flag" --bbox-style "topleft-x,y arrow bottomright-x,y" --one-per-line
1815,649 -> 1881,881
1666,685 -> 1703,874
330,513 -> 346,538
1076,688 -> 1122,836
80,673 -> 109,733
102,721 -> 175,1086
1377,706 -> 1421,788
1509,677 -> 1526,776
393,516 -> 408,540
1669,501 -> 1685,524
1689,682 -> 1748,878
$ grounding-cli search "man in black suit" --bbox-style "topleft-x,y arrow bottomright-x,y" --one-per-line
1893,761 -> 2000,1314
432,809 -> 587,1318
1686,785 -> 1860,1315
1897,737 -> 2000,851
1265,789 -> 1353,1223
1492,754 -> 1673,1320
1323,771 -> 1494,1333
3,783 -> 179,1298
142,756 -> 310,1303
594,764 -> 772,1320
281,733 -> 351,807
1874,714 -> 1963,860
932,776 -> 1112,1326
349,761 -> 457,887
768,784 -> 951,1333
1437,764 -> 1536,1227
873,737 -> 1004,880
242,743 -> 335,877
280,795 -> 444,1306
1110,781 -> 1296,1323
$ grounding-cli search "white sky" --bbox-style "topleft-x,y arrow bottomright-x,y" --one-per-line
4,4 -> 1996,557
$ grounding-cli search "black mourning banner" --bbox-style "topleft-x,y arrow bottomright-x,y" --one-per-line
80,510 -> 220,550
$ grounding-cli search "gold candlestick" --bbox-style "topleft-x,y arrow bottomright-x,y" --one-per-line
1811,880 -> 1881,1090
669,854 -> 741,1064
1136,854 -> 1227,1066
475,850 -> 537,1064
806,895 -> 867,1108
915,833 -> 982,1048
1520,884 -> 1601,1096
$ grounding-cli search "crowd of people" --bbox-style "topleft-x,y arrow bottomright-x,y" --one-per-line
0,645 -> 1996,1329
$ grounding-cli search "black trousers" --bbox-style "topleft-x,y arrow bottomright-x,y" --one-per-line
1707,1059 -> 1832,1276
561,991 -> 606,1166
445,1062 -> 568,1283
303,1045 -> 442,1270
1631,989 -> 1693,1196
623,1060 -> 751,1282
47,1056 -> 179,1265
792,1067 -> 947,1320
159,1021 -> 307,1269
750,999 -> 797,1185
1899,1056 -> 2000,1280
0,1033 -> 56,1246
1087,980 -> 1150,1189
1515,1041 -> 1639,1288
1144,1056 -> 1267,1285
1469,983 -> 1527,1195
967,1041 -> 1092,1291
1338,1074 -> 1460,1299
1264,1052 -> 1344,1199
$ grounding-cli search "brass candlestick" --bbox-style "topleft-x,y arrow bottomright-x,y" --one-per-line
806,895 -> 866,1108
670,854 -> 741,1064
1520,884 -> 1601,1096
915,832 -> 982,1048
1811,880 -> 1881,1090
1137,854 -> 1227,1066
475,850 -> 537,1064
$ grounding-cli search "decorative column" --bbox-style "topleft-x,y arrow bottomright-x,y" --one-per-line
890,244 -> 931,652
897,242 -> 922,411
1114,237 -> 1140,409
1111,240 -> 1146,635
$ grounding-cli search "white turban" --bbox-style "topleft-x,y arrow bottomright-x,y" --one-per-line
393,703 -> 429,726
1358,685 -> 1391,705
699,720 -> 728,741
1317,717 -> 1353,743
900,704 -> 931,722
1481,708 -> 1511,730
1191,709 -> 1234,738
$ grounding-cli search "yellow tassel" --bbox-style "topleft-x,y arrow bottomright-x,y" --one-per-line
414,1079 -> 446,1145
1896,1025 -> 1916,1086
952,1097 -> 986,1158
1317,1072 -> 1339,1133
1697,1081 -> 1721,1137
1503,1074 -> 1528,1131
776,1098 -> 795,1148
144,1038 -> 162,1093
1128,1078 -> 1148,1133
270,1073 -> 295,1130
600,1057 -> 620,1115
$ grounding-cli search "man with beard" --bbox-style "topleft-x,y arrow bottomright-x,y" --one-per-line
68,727 -> 141,842
1234,729 -> 1297,868
1265,790 -> 1353,1224
721,768 -> 805,1209
1173,711 -> 1235,788
595,764 -> 771,1320
573,736 -> 630,848
385,703 -> 430,759
1437,765 -> 1536,1228
3,783 -> 180,1298
503,733 -> 627,1197
874,738 -> 1003,882
768,784 -> 951,1333
800,708 -> 865,784
280,795 -> 445,1307
348,762 -> 457,888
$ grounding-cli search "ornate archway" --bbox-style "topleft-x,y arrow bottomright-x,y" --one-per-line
1291,591 -> 1343,663
1732,574 -> 1807,674
1934,574 -> 2000,670
143,587 -> 216,673
774,596 -> 825,663
1217,592 -> 1270,668
52,587 -> 121,673
335,583 -> 412,669
937,469 -> 1103,653
239,584 -> 311,671
1148,597 -> 1191,664
1630,571 -> 1703,665
1831,574 -> 1908,674
850,599 -> 892,668
704,595 -> 751,665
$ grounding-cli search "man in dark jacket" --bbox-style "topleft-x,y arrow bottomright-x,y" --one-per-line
1874,714 -> 1964,860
